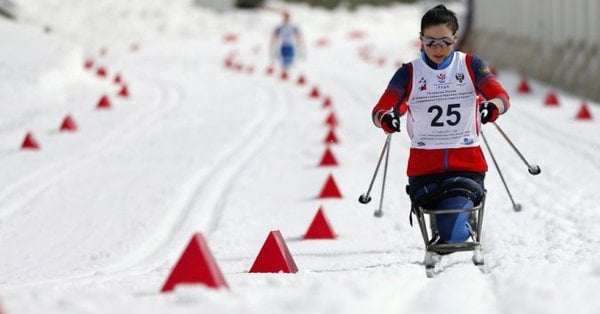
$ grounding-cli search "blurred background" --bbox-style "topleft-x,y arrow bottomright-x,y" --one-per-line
2,0 -> 598,103
185,0 -> 599,102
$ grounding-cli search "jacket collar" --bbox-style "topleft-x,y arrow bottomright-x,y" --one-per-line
421,49 -> 455,70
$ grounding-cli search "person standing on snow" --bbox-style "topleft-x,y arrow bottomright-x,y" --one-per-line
371,5 -> 510,244
270,11 -> 305,70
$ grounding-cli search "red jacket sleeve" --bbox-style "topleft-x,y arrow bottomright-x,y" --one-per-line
467,54 -> 510,113
372,63 -> 411,126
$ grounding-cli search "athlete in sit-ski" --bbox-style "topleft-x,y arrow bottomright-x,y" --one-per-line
270,11 -> 304,70
371,5 -> 510,245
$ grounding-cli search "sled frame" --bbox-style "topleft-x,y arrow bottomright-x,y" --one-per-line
414,194 -> 486,255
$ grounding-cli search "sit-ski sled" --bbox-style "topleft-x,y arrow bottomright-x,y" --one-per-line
409,176 -> 486,278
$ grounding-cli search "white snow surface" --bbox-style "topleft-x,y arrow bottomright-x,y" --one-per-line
1,1 -> 599,313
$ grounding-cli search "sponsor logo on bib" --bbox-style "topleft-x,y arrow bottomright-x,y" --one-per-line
436,73 -> 446,83
418,77 -> 427,91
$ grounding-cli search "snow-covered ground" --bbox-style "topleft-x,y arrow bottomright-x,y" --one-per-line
1,1 -> 599,313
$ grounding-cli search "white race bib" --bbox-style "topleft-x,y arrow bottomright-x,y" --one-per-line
406,52 -> 479,149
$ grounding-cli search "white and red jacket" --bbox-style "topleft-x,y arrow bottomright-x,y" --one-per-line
372,51 -> 510,177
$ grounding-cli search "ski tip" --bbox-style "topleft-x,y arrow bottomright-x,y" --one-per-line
425,267 -> 435,278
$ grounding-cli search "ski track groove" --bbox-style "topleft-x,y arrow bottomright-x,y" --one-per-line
0,68 -> 294,291
0,72 -> 185,290
204,85 -> 293,236
0,75 -> 182,223
110,77 -> 292,273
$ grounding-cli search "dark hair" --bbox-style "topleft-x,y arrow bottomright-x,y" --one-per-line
421,5 -> 458,35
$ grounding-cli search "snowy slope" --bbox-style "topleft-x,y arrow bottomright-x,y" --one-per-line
1,1 -> 599,313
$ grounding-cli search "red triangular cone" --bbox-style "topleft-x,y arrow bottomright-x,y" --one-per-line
325,112 -> 338,128
304,207 -> 337,239
97,95 -> 111,109
318,174 -> 342,198
223,33 -> 238,43
280,70 -> 288,80
161,233 -> 228,292
118,85 -> 129,98
21,132 -> 40,150
318,147 -> 338,167
309,86 -> 320,98
544,91 -> 559,106
249,230 -> 298,273
84,59 -> 94,70
575,103 -> 593,120
297,75 -> 306,85
59,115 -> 78,132
96,66 -> 107,78
348,30 -> 365,40
114,73 -> 122,84
517,78 -> 531,93
322,97 -> 332,108
266,66 -> 274,76
315,38 -> 329,47
324,129 -> 339,144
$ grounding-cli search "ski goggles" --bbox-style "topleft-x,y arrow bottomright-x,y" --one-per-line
420,35 -> 456,47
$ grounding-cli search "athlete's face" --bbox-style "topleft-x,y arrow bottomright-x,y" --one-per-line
421,24 -> 456,64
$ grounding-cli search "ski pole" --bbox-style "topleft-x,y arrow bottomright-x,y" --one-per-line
481,130 -> 522,212
358,134 -> 392,204
373,135 -> 391,217
492,122 -> 541,175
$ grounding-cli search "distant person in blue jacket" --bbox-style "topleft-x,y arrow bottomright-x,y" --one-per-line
270,11 -> 305,70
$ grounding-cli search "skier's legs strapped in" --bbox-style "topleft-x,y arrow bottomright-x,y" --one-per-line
407,172 -> 485,243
